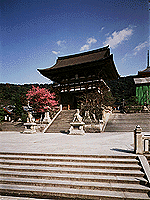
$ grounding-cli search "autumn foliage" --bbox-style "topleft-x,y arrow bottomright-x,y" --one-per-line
26,86 -> 58,113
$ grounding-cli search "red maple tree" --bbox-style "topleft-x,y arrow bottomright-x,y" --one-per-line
26,86 -> 58,113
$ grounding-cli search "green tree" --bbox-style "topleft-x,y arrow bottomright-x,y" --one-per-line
107,77 -> 136,105
78,82 -> 115,121
26,86 -> 58,116
0,107 -> 5,124
13,95 -> 24,121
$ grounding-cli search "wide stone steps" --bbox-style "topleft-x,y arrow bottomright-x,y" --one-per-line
0,166 -> 144,177
0,160 -> 141,171
0,177 -> 149,193
46,110 -> 76,133
0,152 -> 149,199
0,169 -> 144,181
105,113 -> 150,132
0,171 -> 145,184
0,122 -> 24,132
1,184 -> 149,200
0,155 -> 140,164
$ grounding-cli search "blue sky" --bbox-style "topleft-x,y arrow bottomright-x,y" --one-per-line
1,0 -> 149,84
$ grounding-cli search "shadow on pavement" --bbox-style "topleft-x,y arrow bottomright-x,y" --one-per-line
60,130 -> 69,134
110,148 -> 134,154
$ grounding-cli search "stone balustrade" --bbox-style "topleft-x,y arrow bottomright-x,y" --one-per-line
43,104 -> 62,133
101,106 -> 112,132
134,125 -> 150,154
143,134 -> 150,153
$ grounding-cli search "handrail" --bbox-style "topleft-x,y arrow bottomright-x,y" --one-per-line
101,107 -> 112,132
142,134 -> 150,153
134,125 -> 150,154
138,155 -> 150,184
43,105 -> 62,133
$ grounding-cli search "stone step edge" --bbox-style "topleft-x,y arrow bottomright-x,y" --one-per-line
0,155 -> 138,161
0,173 -> 145,184
138,155 -> 150,184
0,167 -> 144,177
0,156 -> 139,164
0,163 -> 143,174
0,159 -> 140,165
0,162 -> 141,170
0,185 -> 149,200
0,152 -> 137,158
1,179 -> 149,193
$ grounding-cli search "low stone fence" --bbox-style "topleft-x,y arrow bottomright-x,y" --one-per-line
123,105 -> 149,113
83,106 -> 112,133
143,135 -> 150,153
134,125 -> 150,154
23,105 -> 62,134
101,106 -> 112,132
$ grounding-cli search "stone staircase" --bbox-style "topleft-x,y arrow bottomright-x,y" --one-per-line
0,122 -> 24,132
46,110 -> 76,133
0,152 -> 150,199
105,113 -> 150,132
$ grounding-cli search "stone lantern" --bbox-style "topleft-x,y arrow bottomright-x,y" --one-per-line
69,109 -> 85,135
43,110 -> 51,124
23,103 -> 37,134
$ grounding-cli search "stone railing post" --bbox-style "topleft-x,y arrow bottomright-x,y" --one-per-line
60,104 -> 62,111
43,111 -> 51,124
99,120 -> 103,132
134,125 -> 143,154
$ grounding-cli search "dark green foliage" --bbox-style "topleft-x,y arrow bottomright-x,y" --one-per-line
0,83 -> 52,121
107,76 -> 136,105
125,96 -> 139,106
21,113 -> 28,123
0,83 -> 51,106
0,107 -> 5,123
13,95 -> 24,121
0,83 -> 29,106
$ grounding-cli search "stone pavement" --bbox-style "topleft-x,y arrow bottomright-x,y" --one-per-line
0,131 -> 136,155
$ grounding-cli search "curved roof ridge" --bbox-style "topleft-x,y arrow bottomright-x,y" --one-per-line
57,45 -> 109,61
139,67 -> 150,73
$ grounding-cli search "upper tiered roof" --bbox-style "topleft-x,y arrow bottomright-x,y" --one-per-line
38,46 -> 119,82
50,46 -> 110,70
137,50 -> 150,77
138,67 -> 150,77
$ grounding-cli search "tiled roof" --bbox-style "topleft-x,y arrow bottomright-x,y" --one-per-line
37,46 -> 120,81
138,67 -> 150,73
134,77 -> 150,84
3,107 -> 13,115
42,46 -> 109,71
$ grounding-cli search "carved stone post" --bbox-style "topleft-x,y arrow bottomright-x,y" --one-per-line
134,125 -> 143,154
43,111 -> 51,124
60,104 -> 62,111
99,120 -> 103,132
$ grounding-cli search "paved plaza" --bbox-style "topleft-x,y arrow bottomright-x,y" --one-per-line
0,131 -> 136,156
